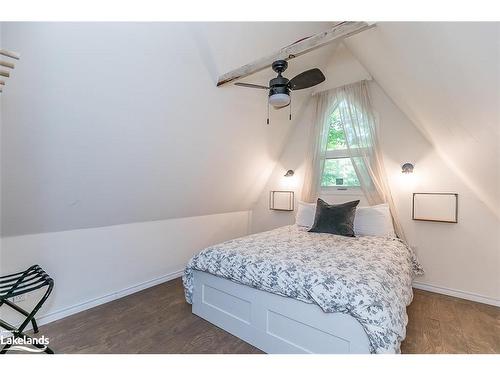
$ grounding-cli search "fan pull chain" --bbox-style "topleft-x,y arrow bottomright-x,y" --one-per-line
267,100 -> 270,125
289,99 -> 292,121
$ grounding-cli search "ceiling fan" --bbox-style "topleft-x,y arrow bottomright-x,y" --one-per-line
235,60 -> 325,123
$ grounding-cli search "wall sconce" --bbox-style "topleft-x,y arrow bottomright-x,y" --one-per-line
284,170 -> 294,177
401,163 -> 414,174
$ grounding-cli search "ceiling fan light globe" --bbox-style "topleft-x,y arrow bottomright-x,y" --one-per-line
269,93 -> 290,108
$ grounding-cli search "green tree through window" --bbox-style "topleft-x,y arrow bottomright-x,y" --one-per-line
321,106 -> 360,188
326,108 -> 346,150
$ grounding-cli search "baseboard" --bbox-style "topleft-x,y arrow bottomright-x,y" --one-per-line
34,269 -> 185,327
9,273 -> 497,331
412,281 -> 500,307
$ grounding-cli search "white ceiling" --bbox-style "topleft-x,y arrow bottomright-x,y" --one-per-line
345,22 -> 500,217
2,22 -> 498,236
0,22 -> 336,236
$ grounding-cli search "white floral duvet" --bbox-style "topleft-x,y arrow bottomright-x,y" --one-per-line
183,225 -> 423,353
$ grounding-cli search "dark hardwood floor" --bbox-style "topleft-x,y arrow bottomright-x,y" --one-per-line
402,288 -> 500,353
26,278 -> 500,354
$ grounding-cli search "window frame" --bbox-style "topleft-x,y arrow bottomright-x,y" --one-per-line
321,142 -> 364,194
320,103 -> 359,193
319,101 -> 379,195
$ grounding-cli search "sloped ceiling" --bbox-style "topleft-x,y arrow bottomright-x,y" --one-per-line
0,22 -> 336,236
345,22 -> 500,217
5,22 -> 495,237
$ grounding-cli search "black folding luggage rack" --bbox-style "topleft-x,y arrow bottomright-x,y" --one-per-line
0,265 -> 54,354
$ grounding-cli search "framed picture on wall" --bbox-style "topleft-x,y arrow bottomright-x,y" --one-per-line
412,193 -> 458,223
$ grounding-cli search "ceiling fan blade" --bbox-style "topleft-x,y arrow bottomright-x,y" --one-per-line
234,82 -> 269,90
289,68 -> 325,90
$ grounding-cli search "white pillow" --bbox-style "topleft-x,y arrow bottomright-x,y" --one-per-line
295,201 -> 316,228
353,203 -> 395,237
296,200 -> 395,237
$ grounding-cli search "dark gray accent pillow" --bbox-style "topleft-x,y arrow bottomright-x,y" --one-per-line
308,198 -> 360,237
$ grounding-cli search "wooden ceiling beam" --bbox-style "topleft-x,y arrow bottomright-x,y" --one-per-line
216,21 -> 375,87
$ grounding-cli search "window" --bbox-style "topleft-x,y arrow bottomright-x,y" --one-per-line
320,106 -> 360,189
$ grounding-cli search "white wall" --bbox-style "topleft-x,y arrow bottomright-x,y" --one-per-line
0,22 -> 334,236
345,22 -> 500,219
251,44 -> 500,306
1,22 -> 498,331
250,44 -> 371,233
0,22 -> 335,325
0,210 -> 250,325
373,82 -> 500,306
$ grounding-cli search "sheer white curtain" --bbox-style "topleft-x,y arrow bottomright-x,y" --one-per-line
301,92 -> 335,203
301,80 -> 405,239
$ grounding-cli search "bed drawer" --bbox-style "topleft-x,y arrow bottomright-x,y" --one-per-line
191,270 -> 370,354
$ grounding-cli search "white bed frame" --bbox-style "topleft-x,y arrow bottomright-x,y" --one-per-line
192,270 -> 371,353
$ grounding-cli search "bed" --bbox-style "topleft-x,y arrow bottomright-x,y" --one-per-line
183,225 -> 423,354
